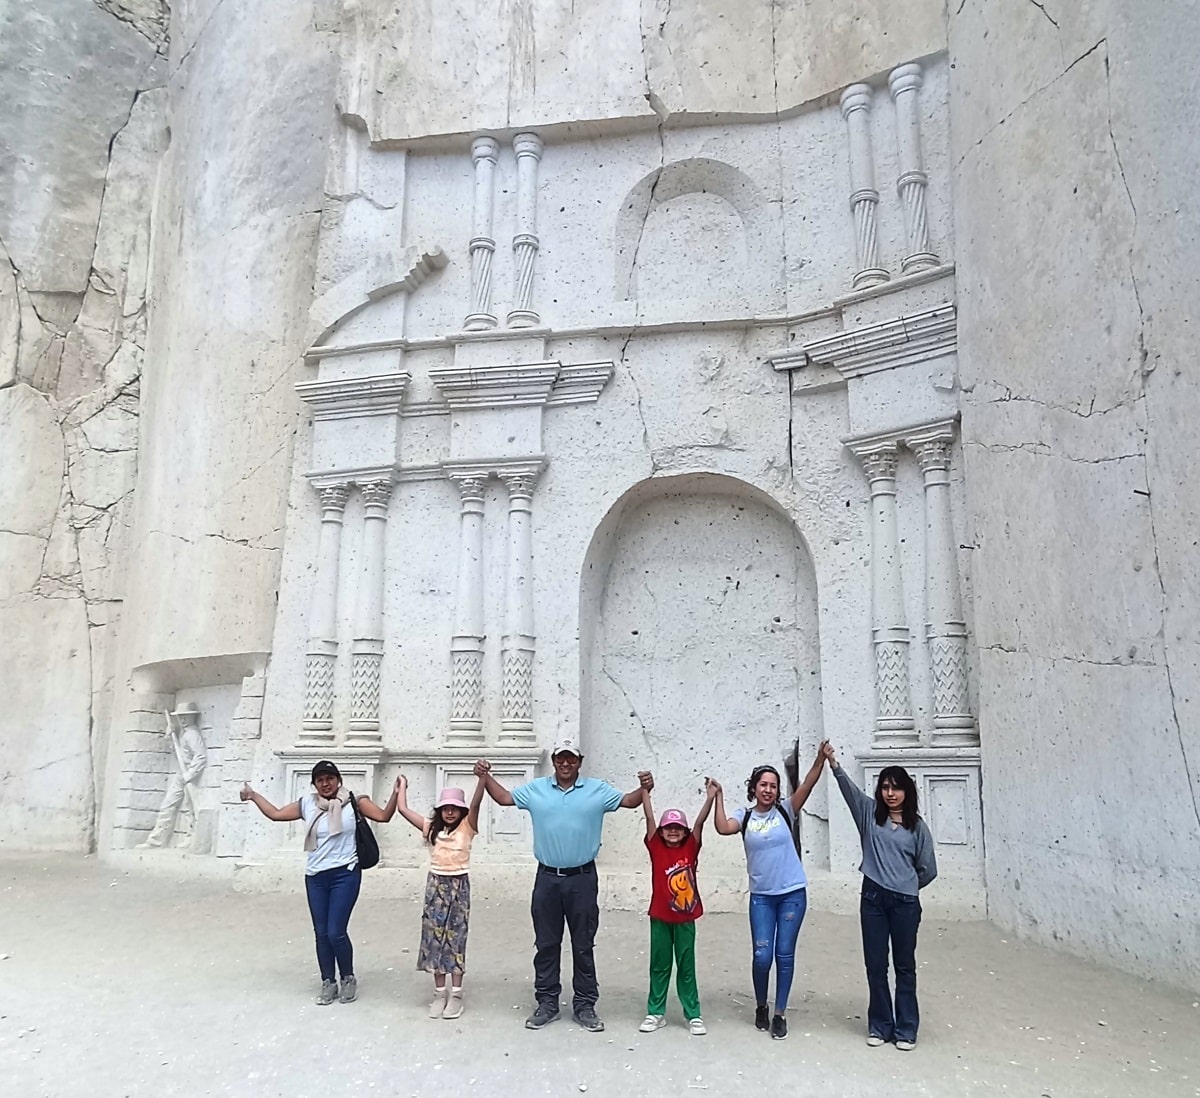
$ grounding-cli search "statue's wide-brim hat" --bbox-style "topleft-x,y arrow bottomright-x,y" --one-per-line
170,700 -> 200,717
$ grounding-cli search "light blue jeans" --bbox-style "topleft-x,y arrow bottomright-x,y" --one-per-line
748,887 -> 808,1012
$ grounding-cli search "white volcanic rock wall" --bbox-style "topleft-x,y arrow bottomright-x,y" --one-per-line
950,0 -> 1200,985
0,1 -> 168,848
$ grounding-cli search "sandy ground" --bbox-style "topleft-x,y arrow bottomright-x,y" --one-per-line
0,856 -> 1196,1098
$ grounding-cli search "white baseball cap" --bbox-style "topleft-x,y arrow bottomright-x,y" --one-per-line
550,736 -> 583,758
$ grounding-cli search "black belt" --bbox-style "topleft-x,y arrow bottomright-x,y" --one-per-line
538,860 -> 595,877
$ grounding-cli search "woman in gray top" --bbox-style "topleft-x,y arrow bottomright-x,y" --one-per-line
823,743 -> 936,1051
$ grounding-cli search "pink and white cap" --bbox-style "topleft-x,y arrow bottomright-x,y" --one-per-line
434,788 -> 469,810
658,808 -> 689,829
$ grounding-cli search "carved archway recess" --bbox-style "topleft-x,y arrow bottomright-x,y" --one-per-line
613,158 -> 783,309
579,473 -> 826,876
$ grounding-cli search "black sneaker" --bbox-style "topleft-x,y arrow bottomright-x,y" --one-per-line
771,1014 -> 788,1040
525,1003 -> 560,1029
573,1006 -> 605,1032
755,1004 -> 770,1031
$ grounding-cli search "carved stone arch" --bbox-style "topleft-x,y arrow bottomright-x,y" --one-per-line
578,472 -> 827,874
307,244 -> 447,347
613,159 -> 783,309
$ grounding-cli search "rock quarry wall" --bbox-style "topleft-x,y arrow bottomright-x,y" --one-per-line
1,0 -> 1196,988
950,0 -> 1200,985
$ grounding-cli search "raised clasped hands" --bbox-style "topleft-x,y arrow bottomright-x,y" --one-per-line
821,741 -> 838,767
705,777 -> 722,796
473,759 -> 492,778
637,770 -> 654,792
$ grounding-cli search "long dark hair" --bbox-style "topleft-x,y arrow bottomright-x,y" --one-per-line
426,804 -> 466,846
874,766 -> 919,830
745,765 -> 782,803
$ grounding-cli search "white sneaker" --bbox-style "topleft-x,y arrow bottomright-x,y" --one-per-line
638,1014 -> 666,1033
895,1040 -> 916,1052
689,1017 -> 707,1036
866,1035 -> 886,1047
428,988 -> 448,1019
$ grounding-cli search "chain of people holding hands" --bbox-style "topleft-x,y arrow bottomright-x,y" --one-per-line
241,737 -> 936,1048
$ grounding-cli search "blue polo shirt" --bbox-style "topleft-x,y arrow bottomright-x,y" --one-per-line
512,776 -> 623,868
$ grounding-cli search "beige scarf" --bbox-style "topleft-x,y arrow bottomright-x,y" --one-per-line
304,787 -> 350,852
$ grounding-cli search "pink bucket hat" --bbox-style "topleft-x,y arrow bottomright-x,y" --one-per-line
658,808 -> 689,829
434,788 -> 469,810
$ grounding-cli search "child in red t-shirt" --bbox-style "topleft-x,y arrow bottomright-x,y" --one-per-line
639,779 -> 717,1035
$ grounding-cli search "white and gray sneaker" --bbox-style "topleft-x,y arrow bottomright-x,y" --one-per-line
316,979 -> 338,1006
689,1018 -> 707,1036
639,1014 -> 666,1033
338,975 -> 357,1003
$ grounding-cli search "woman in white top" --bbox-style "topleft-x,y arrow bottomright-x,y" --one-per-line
395,773 -> 486,1019
241,760 -> 398,1005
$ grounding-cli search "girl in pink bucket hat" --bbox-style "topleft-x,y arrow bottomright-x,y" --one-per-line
395,773 -> 487,1019
638,779 -> 719,1035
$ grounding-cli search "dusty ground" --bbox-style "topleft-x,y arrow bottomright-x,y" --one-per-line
0,856 -> 1196,1098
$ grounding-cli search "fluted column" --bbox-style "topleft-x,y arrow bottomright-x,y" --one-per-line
346,480 -> 392,746
499,470 -> 539,744
299,483 -> 351,747
465,136 -> 500,331
840,84 -> 889,290
851,443 -> 917,745
907,425 -> 977,744
446,474 -> 487,745
888,64 -> 940,273
508,132 -> 543,328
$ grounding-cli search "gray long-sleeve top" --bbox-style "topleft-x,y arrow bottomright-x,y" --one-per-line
832,765 -> 937,896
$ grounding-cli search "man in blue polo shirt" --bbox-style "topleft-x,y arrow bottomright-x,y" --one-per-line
475,738 -> 651,1032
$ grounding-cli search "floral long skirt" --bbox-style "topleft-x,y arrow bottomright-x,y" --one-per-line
417,872 -> 471,975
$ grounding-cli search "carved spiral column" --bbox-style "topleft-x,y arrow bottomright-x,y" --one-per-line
851,443 -> 918,745
299,483 -> 350,747
446,474 -> 487,745
888,64 -> 940,273
465,136 -> 500,331
508,132 -> 543,328
907,426 -> 977,744
346,480 -> 392,746
499,470 -> 540,744
840,84 -> 889,290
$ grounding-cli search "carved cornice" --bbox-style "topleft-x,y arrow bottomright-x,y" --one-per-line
545,361 -> 614,406
295,373 -> 411,422
770,303 -> 956,378
442,457 -> 546,483
429,362 -> 561,409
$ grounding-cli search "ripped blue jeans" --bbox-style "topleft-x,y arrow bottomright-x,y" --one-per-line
748,887 -> 808,1012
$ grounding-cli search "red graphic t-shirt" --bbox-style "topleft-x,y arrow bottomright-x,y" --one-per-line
645,831 -> 704,923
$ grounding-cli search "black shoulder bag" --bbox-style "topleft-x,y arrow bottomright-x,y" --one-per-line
349,791 -> 381,870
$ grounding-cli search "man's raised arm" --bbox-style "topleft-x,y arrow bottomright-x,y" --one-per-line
474,759 -> 515,807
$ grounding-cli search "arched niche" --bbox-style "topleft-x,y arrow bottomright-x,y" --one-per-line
613,158 -> 783,312
579,473 -> 826,876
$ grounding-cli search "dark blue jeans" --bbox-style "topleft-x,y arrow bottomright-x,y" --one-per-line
860,878 -> 922,1042
305,863 -> 362,981
748,887 -> 807,1012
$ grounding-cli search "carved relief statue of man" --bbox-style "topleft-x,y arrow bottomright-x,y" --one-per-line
138,701 -> 209,849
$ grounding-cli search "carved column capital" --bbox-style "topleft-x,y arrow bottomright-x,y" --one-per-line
512,131 -> 544,160
852,443 -> 900,486
471,135 -> 500,164
888,63 -> 924,98
449,474 -> 488,503
318,483 -> 351,514
358,479 -> 394,512
840,83 -> 873,118
912,438 -> 952,475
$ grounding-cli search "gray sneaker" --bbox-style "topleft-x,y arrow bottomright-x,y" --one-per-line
316,979 -> 338,1006
574,1006 -> 605,1032
525,1003 -> 561,1029
338,975 -> 357,1003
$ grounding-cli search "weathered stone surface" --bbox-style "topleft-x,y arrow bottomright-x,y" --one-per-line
952,0 -> 1200,984
338,0 -> 945,142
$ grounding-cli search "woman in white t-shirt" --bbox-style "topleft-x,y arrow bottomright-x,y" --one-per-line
241,760 -> 398,1005
710,742 -> 828,1041
395,773 -> 486,1020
